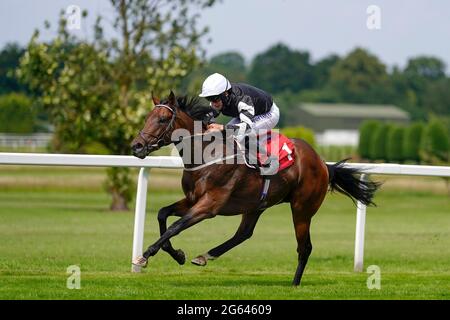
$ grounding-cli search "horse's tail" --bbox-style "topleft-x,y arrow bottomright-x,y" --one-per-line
326,158 -> 381,206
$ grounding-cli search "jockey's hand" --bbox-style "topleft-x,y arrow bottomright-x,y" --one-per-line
206,123 -> 224,133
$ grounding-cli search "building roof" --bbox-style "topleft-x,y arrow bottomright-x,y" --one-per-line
298,103 -> 410,120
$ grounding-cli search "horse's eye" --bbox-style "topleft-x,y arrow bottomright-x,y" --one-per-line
159,117 -> 168,124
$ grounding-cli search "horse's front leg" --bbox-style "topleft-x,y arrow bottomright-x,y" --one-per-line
158,198 -> 191,265
133,194 -> 222,268
191,209 -> 264,266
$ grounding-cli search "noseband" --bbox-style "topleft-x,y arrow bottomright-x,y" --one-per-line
139,104 -> 177,150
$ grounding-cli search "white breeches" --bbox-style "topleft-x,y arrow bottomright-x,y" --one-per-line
227,103 -> 280,133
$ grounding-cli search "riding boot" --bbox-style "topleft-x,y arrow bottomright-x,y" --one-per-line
243,133 -> 258,168
257,133 -> 278,176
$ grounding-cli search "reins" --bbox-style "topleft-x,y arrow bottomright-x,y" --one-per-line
138,103 -> 243,172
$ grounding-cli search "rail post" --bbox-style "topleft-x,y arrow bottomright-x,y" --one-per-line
354,173 -> 368,272
131,167 -> 149,272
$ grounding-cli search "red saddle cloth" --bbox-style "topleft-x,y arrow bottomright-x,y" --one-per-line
257,131 -> 295,173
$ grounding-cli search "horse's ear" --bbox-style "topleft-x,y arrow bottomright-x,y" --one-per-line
152,92 -> 160,106
168,90 -> 176,105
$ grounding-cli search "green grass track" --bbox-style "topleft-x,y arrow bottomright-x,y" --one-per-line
0,171 -> 448,299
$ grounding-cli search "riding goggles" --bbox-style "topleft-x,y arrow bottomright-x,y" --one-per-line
206,95 -> 221,102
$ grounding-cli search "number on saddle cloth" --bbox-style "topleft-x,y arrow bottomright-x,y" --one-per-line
256,131 -> 295,174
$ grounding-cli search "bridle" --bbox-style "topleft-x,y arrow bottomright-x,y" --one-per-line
139,103 -> 177,151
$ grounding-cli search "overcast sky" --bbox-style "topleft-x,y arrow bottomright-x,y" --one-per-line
1,0 -> 449,69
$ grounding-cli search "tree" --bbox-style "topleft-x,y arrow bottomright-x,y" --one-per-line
18,0 -> 218,211
403,56 -> 446,108
0,43 -> 28,95
389,66 -> 427,121
180,51 -> 246,95
328,48 -> 390,103
404,56 -> 446,81
248,43 -> 314,94
209,51 -> 247,82
312,54 -> 340,88
423,78 -> 450,115
273,91 -> 301,127
295,88 -> 340,103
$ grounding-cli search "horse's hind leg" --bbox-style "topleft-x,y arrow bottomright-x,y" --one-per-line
290,187 -> 327,286
191,210 -> 264,266
291,215 -> 312,286
157,198 -> 191,265
290,150 -> 329,286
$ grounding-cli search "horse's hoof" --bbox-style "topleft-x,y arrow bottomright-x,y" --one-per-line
132,256 -> 148,268
191,255 -> 208,266
174,249 -> 186,265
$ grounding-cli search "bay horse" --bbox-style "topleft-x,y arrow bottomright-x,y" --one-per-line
130,91 -> 380,286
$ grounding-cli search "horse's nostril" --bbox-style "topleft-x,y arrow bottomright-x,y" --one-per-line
132,143 -> 144,152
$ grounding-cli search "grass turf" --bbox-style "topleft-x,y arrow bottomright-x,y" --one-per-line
0,171 -> 449,299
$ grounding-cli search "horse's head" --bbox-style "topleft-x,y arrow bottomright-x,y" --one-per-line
131,91 -> 211,159
131,91 -> 181,158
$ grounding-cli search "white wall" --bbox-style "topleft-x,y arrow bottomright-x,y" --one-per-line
316,130 -> 359,146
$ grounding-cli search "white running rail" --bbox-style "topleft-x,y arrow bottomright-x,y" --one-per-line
0,153 -> 449,273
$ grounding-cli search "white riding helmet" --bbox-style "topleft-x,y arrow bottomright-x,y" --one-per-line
199,73 -> 231,97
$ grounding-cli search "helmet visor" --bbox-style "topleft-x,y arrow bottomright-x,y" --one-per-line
206,95 -> 221,102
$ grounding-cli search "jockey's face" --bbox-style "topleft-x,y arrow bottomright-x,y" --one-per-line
210,98 -> 223,111
207,91 -> 228,111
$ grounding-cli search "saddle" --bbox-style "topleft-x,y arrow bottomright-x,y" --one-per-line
237,131 -> 296,175
235,131 -> 296,209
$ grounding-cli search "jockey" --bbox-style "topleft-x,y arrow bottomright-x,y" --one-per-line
199,73 -> 280,172
199,73 -> 279,137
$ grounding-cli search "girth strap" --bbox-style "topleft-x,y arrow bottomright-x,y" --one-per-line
258,178 -> 271,209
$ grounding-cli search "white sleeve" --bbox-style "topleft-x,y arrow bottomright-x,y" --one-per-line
237,98 -> 255,129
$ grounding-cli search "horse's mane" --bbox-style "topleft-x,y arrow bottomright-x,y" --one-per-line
175,95 -> 212,121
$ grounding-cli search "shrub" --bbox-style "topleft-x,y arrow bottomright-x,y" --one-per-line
386,125 -> 405,163
403,122 -> 424,163
281,126 -> 316,149
420,119 -> 449,164
358,120 -> 380,160
0,93 -> 34,133
370,123 -> 391,161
